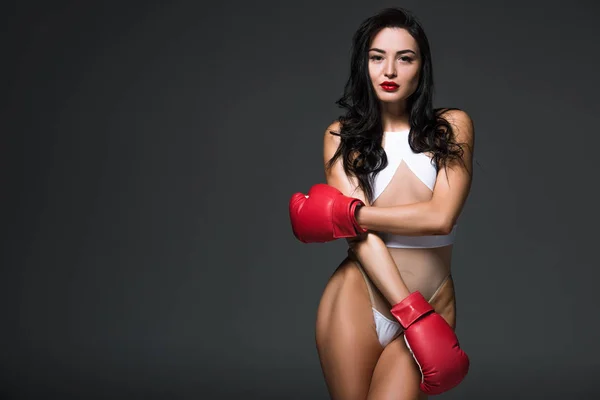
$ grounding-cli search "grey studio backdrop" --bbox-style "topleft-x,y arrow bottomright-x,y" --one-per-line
2,1 -> 599,399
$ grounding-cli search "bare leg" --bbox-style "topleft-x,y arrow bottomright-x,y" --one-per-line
367,275 -> 458,399
367,335 -> 427,400
316,259 -> 457,399
316,258 -> 384,400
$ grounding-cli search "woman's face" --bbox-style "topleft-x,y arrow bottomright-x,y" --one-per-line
368,27 -> 421,105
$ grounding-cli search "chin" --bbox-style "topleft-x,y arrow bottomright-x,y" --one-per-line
377,95 -> 406,104
377,92 -> 408,104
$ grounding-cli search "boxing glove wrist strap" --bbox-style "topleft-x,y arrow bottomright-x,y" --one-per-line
349,201 -> 367,234
331,198 -> 367,237
390,291 -> 434,329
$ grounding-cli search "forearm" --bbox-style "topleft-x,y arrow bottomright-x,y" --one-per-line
355,201 -> 452,236
347,233 -> 410,304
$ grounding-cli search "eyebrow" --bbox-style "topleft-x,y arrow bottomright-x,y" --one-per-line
368,48 -> 417,55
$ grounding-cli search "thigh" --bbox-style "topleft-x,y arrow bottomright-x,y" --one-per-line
316,258 -> 383,400
367,335 -> 427,400
367,275 -> 458,400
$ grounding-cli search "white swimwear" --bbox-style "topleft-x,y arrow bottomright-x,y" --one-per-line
354,129 -> 457,347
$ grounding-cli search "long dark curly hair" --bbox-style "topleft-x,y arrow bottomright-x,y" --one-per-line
326,7 -> 467,203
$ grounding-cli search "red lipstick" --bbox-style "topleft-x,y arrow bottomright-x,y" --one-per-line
380,81 -> 399,91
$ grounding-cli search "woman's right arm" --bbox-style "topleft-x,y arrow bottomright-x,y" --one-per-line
323,121 -> 410,304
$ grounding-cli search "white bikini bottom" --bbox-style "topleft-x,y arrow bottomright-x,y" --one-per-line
372,307 -> 402,347
356,264 -> 454,348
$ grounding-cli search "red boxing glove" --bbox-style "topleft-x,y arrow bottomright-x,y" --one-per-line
289,183 -> 367,243
391,292 -> 469,395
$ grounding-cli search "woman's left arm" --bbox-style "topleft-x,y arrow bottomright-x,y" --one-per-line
355,109 -> 475,236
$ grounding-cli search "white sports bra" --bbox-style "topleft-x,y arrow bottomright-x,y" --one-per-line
372,130 -> 456,249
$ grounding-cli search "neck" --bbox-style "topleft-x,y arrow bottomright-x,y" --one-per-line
380,101 -> 410,132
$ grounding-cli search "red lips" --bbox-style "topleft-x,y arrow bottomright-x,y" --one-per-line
380,81 -> 399,91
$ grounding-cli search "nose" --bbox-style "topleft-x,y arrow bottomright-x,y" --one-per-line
384,59 -> 397,78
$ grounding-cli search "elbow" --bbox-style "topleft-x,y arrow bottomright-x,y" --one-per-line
437,216 -> 455,235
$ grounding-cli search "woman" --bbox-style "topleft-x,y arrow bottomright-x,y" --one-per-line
289,7 -> 474,400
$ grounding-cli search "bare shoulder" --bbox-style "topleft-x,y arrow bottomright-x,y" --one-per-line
321,120 -> 365,199
323,120 -> 343,152
326,119 -> 342,133
438,108 -> 474,144
324,120 -> 342,139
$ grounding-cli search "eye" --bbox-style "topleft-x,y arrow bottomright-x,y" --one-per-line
369,55 -> 384,61
399,56 -> 414,63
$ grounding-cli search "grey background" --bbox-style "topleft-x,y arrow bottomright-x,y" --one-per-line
2,0 -> 599,399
